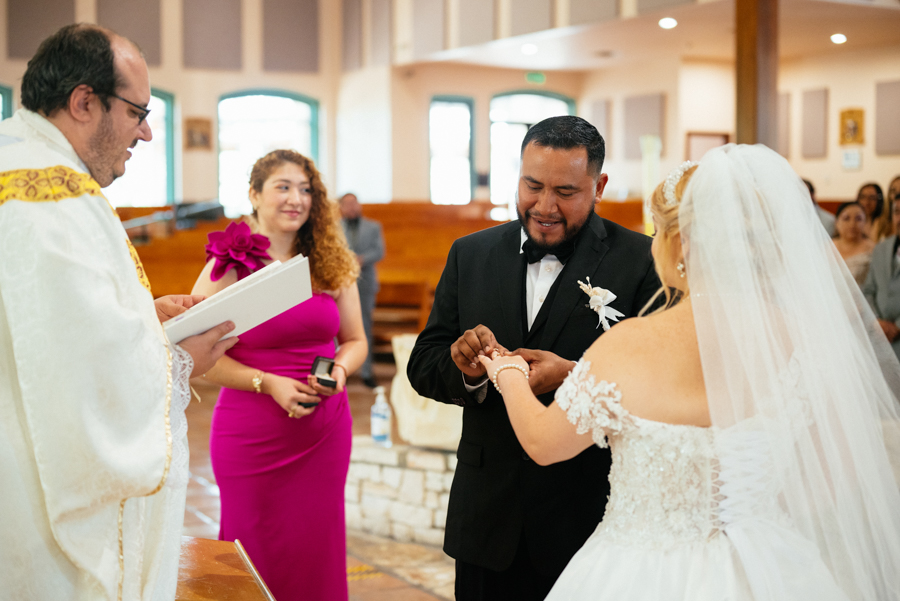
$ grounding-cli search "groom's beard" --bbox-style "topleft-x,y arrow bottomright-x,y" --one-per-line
516,195 -> 594,254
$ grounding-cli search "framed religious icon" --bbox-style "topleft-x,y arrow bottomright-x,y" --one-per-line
184,117 -> 213,150
840,109 -> 864,145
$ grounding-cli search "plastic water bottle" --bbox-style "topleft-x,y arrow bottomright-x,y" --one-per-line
370,386 -> 392,448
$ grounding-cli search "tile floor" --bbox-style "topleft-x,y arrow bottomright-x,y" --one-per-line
184,360 -> 455,601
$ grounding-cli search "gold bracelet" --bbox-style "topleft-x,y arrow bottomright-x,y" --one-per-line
251,370 -> 265,394
332,363 -> 348,378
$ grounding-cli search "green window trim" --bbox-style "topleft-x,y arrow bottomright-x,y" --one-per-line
218,89 -> 320,163
0,84 -> 14,120
430,95 -> 476,201
490,89 -> 577,123
151,87 -> 175,204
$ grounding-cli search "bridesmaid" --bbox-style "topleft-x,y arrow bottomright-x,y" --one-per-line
192,149 -> 367,601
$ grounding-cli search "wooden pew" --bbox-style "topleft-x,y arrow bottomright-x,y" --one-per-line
130,216 -> 230,298
122,201 -> 646,351
361,202 -> 497,351
362,200 -> 645,350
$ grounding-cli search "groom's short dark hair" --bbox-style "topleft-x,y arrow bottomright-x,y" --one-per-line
521,116 -> 605,178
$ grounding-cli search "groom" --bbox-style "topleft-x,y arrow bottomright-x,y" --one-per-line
408,116 -> 660,600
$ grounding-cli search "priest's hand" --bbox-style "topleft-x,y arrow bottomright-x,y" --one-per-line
179,321 -> 239,377
451,324 -> 507,383
155,294 -> 206,323
511,348 -> 576,396
263,374 -> 320,418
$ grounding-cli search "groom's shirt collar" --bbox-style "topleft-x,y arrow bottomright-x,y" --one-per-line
520,227 -> 565,330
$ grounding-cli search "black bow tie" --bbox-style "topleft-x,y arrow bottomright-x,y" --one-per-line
522,238 -> 575,264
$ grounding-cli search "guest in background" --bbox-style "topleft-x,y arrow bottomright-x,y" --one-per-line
192,150 -> 367,601
339,192 -> 385,388
834,201 -> 875,286
863,195 -> 900,361
857,182 -> 890,241
888,175 -> 900,203
804,178 -> 835,237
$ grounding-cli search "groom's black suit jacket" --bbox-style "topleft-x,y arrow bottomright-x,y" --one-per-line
408,213 -> 659,579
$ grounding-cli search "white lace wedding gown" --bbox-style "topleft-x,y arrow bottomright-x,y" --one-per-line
545,359 -> 850,601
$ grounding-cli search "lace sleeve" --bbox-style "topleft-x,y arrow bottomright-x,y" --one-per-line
555,358 -> 627,448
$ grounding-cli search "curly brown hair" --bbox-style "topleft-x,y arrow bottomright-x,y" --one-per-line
248,149 -> 359,291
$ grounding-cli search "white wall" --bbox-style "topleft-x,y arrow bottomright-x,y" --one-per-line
780,44 -> 900,201
389,62 -> 584,201
581,54 -> 682,199
1,0 -> 897,206
678,59 -> 735,139
0,0 -> 344,203
335,65 -> 393,202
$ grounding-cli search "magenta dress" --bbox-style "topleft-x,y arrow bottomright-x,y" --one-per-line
207,224 -> 351,601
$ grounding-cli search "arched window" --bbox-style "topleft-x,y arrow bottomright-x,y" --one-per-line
429,96 -> 474,204
490,91 -> 575,218
218,90 -> 319,217
0,84 -> 13,120
104,88 -> 175,207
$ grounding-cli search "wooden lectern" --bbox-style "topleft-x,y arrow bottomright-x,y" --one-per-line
176,536 -> 276,601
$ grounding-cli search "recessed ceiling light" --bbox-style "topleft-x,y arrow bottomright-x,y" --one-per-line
659,17 -> 678,29
831,33 -> 847,44
521,43 -> 538,55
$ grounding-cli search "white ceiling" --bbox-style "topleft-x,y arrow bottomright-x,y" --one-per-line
425,0 -> 900,72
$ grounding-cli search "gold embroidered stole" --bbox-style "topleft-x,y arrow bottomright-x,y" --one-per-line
0,166 -> 153,294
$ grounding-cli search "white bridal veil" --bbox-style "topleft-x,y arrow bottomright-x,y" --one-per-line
681,144 -> 900,599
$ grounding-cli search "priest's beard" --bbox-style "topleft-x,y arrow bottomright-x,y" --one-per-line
516,193 -> 594,254
84,111 -> 128,188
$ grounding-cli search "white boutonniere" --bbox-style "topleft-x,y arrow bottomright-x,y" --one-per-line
577,277 -> 625,331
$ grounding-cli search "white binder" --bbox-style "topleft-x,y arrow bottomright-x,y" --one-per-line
163,255 -> 312,343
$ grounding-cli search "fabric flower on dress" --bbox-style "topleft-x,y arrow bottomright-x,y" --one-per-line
205,221 -> 272,281
577,277 -> 625,331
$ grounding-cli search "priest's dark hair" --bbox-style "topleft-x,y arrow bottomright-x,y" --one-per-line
520,115 -> 606,178
21,24 -> 123,116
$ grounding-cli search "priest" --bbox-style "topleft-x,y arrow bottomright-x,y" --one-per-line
0,24 -> 236,600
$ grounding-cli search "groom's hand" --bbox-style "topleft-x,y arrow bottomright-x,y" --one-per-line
512,348 -> 576,396
451,325 -> 506,381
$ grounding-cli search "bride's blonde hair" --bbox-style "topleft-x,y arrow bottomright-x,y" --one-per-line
640,164 -> 698,315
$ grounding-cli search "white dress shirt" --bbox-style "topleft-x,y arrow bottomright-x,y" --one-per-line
464,228 -> 566,399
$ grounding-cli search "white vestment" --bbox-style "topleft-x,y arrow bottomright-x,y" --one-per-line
0,109 -> 192,601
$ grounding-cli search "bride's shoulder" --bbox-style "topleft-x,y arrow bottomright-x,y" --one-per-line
586,314 -> 655,357
583,308 -> 687,379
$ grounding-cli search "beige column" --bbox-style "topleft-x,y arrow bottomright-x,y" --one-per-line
736,0 -> 778,147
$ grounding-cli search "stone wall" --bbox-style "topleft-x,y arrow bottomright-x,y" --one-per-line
345,436 -> 457,547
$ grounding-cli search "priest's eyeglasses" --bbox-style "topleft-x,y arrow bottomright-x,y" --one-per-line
110,94 -> 151,125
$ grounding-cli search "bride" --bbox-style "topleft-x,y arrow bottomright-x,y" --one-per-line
480,144 -> 900,600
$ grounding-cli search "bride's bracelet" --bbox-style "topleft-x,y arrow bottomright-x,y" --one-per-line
491,363 -> 529,393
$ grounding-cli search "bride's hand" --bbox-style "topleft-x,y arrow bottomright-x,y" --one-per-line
477,350 -> 529,382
